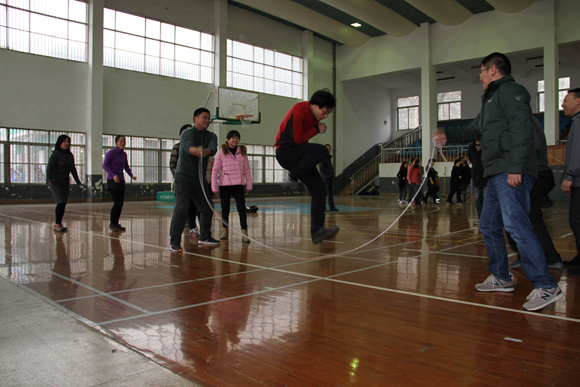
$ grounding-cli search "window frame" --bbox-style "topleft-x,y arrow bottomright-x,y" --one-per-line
397,96 -> 420,131
538,77 -> 570,113
437,91 -> 462,121
0,0 -> 89,62
103,8 -> 215,83
1,127 -> 86,184
226,39 -> 303,99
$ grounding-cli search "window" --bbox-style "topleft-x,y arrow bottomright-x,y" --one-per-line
103,8 -> 214,83
437,91 -> 461,120
538,77 -> 570,112
246,144 -> 284,184
0,0 -> 88,62
102,134 -> 175,184
397,96 -> 419,130
227,39 -> 303,99
0,127 -> 85,184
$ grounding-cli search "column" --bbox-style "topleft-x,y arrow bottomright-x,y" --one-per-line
419,22 -> 437,166
543,0 -> 558,146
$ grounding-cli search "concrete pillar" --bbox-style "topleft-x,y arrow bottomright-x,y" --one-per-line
543,0 -> 558,145
87,0 -> 104,200
419,22 -> 437,166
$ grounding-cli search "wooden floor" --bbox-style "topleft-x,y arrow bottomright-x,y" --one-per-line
1,196 -> 580,386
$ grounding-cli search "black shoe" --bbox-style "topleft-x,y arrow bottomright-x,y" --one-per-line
199,236 -> 220,245
567,267 -> 580,275
109,224 -> 126,232
329,208 -> 339,212
312,227 -> 339,244
563,256 -> 580,267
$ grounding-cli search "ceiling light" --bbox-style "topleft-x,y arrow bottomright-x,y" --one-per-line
351,22 -> 361,27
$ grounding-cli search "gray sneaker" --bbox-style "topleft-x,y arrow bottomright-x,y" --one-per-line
510,258 -> 522,269
548,261 -> 563,269
475,274 -> 515,292
523,287 -> 564,311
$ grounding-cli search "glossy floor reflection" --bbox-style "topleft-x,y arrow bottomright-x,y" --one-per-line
1,197 -> 580,386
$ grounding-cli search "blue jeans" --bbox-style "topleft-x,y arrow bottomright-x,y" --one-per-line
479,173 -> 556,289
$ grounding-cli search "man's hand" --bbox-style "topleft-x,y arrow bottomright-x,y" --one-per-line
131,176 -> 137,181
113,175 -> 120,183
562,179 -> 573,198
318,123 -> 327,134
507,174 -> 522,187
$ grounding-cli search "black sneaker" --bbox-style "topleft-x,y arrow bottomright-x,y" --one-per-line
312,227 -> 340,244
198,236 -> 220,245
109,224 -> 126,232
170,244 -> 183,253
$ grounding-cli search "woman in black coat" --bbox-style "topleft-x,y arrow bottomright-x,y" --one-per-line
46,135 -> 82,232
397,161 -> 408,203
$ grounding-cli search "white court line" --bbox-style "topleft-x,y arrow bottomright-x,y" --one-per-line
2,211 -> 579,327
560,232 -> 574,238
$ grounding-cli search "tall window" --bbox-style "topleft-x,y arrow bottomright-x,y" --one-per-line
103,9 -> 214,83
0,127 -> 85,184
0,0 -> 88,62
227,39 -> 303,99
397,96 -> 419,130
437,91 -> 461,120
246,144 -> 284,184
538,77 -> 570,112
102,135 -> 174,184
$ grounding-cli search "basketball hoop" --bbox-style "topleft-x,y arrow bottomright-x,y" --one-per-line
237,114 -> 253,130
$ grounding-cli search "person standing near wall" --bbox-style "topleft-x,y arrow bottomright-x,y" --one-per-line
560,88 -> 580,274
275,89 -> 339,244
397,161 -> 408,203
103,135 -> 137,232
318,144 -> 338,212
447,159 -> 463,204
425,159 -> 439,204
468,140 -> 486,225
212,129 -> 252,243
46,135 -> 82,232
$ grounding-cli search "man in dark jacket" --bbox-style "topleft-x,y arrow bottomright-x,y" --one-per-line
467,140 -> 486,225
435,52 -> 563,311
318,144 -> 338,212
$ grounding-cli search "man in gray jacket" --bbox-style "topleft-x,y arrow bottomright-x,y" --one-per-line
561,88 -> 580,274
435,52 -> 563,311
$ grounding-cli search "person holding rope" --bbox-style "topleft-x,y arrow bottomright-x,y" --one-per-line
169,107 -> 219,252
435,52 -> 563,311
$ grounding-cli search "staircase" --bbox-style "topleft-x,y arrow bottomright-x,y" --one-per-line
341,126 -> 421,195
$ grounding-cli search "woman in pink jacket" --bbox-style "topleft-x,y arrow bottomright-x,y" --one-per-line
212,130 -> 252,243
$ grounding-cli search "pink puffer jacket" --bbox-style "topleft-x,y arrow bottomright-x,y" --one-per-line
212,144 -> 253,192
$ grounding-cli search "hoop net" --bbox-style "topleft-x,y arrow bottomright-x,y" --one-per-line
237,114 -> 253,130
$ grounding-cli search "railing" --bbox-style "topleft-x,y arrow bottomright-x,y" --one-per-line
381,125 -> 422,150
349,154 -> 380,195
380,145 -> 469,164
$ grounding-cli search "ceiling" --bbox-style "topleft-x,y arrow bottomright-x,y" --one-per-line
229,0 -> 580,87
229,0 -> 537,46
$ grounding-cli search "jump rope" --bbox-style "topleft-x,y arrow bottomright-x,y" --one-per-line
195,138 -> 443,261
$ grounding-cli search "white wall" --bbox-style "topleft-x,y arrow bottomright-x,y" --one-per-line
338,79 -> 391,170
0,50 -> 88,131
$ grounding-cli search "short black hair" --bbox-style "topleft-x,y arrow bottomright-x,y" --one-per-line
180,124 -> 192,135
54,134 -> 71,152
114,135 -> 125,144
309,89 -> 336,109
193,107 -> 210,120
568,88 -> 580,99
226,129 -> 241,140
325,144 -> 331,147
481,52 -> 511,75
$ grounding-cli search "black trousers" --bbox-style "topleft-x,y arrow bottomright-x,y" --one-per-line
276,143 -> 328,234
570,186 -> 580,258
425,186 -> 438,203
398,181 -> 406,200
447,182 -> 461,203
219,185 -> 247,229
507,169 -> 561,264
55,203 -> 66,224
170,179 -> 214,245
109,189 -> 125,225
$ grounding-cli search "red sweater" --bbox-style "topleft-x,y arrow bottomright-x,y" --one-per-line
275,101 -> 320,148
